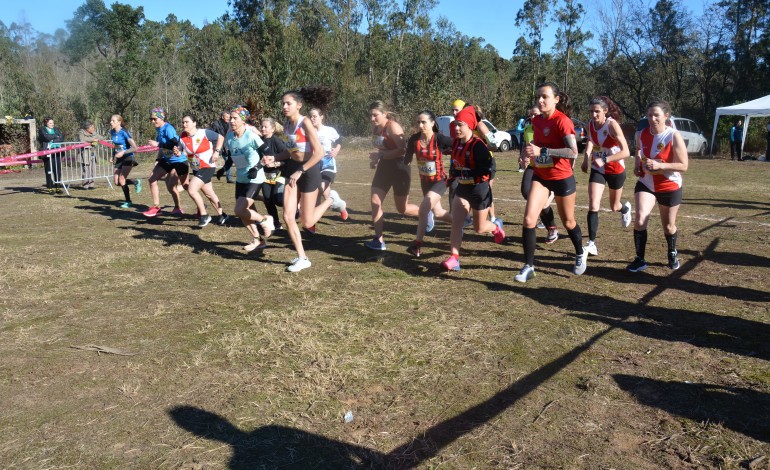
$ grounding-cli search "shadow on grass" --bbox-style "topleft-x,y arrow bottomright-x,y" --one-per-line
684,197 -> 770,211
613,374 -> 770,443
169,327 -> 614,469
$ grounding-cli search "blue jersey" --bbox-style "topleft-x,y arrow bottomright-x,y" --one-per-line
110,128 -> 134,157
156,123 -> 185,163
226,130 -> 265,184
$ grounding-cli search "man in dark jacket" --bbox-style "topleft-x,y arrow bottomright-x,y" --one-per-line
38,117 -> 65,192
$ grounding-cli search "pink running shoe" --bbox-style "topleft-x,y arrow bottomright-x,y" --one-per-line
493,219 -> 506,244
143,206 -> 161,217
441,256 -> 461,271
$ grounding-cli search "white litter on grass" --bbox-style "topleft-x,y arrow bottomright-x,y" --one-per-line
344,410 -> 354,423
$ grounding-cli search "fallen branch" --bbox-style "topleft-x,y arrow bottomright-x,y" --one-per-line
70,344 -> 138,356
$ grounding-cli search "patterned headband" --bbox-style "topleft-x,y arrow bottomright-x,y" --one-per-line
150,107 -> 166,120
231,106 -> 250,121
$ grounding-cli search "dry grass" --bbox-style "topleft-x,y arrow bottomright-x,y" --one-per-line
0,146 -> 768,469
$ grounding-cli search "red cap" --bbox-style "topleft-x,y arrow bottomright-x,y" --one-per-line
455,107 -> 477,131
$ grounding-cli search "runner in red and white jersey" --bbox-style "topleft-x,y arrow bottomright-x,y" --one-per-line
177,114 -> 228,228
627,100 -> 689,273
516,82 -> 586,283
579,96 -> 632,257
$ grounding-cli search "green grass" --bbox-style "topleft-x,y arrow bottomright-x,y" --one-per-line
0,147 -> 768,469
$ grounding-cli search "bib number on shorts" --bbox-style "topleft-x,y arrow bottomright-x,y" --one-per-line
535,152 -> 554,168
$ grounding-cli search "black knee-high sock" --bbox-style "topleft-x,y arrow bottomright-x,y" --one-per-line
125,178 -> 135,186
121,184 -> 131,202
634,229 -> 648,259
523,227 -> 537,266
587,211 -> 599,241
567,225 -> 583,254
540,206 -> 556,228
665,231 -> 678,252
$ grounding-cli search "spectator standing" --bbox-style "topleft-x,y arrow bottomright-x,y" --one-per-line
78,121 -> 104,189
730,119 -> 744,161
38,117 -> 64,193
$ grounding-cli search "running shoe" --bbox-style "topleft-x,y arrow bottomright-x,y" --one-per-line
171,207 -> 184,216
365,238 -> 386,251
514,264 -> 535,283
585,240 -> 598,256
426,210 -> 435,233
668,250 -> 680,270
198,215 -> 212,228
303,224 -> 316,235
216,213 -> 229,226
627,257 -> 648,272
621,201 -> 632,228
261,215 -> 275,238
243,237 -> 266,252
287,257 -> 312,272
143,206 -> 161,217
407,242 -> 421,258
545,227 -> 559,244
573,249 -> 588,275
120,201 -> 132,209
135,178 -> 143,194
536,219 -> 546,229
463,214 -> 473,228
340,207 -> 349,221
493,218 -> 506,244
441,256 -> 460,271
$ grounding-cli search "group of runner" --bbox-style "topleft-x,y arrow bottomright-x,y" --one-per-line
102,81 -> 687,278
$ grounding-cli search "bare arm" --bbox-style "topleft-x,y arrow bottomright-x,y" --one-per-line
381,121 -> 406,159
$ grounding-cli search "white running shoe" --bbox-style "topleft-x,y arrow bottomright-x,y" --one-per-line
536,219 -> 546,229
329,189 -> 342,211
260,215 -> 275,239
573,249 -> 589,275
426,210 -> 435,233
287,257 -> 311,272
545,227 -> 559,244
585,240 -> 598,256
621,201 -> 632,228
514,264 -> 535,283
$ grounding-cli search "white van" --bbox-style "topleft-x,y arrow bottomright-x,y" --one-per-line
436,116 -> 512,152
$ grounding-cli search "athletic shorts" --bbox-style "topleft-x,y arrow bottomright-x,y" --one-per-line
634,180 -> 682,207
235,182 -> 261,200
454,181 -> 492,211
321,171 -> 336,185
285,160 -> 322,193
157,159 -> 190,176
114,156 -> 138,170
372,158 -> 411,196
420,178 -> 447,197
192,167 -> 215,184
532,174 -> 577,197
589,169 -> 626,190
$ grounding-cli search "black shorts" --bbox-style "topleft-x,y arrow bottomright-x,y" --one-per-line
321,171 -> 336,185
372,158 -> 411,197
420,178 -> 447,197
634,181 -> 683,207
235,182 -> 261,200
114,156 -> 138,170
285,160 -> 322,193
532,174 -> 577,197
589,169 -> 626,190
192,167 -> 215,184
454,181 -> 493,211
158,159 -> 190,176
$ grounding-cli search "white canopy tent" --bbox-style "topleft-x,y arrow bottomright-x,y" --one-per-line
711,94 -> 770,155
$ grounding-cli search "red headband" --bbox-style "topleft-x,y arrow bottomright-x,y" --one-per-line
455,107 -> 477,131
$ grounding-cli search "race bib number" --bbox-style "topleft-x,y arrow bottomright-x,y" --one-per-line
535,152 -> 554,168
417,159 -> 437,176
190,155 -> 201,170
457,167 -> 474,184
265,170 -> 280,184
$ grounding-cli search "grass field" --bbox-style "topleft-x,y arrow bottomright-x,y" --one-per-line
0,144 -> 768,469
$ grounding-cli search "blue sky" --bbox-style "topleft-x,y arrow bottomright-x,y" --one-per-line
2,0 -> 712,58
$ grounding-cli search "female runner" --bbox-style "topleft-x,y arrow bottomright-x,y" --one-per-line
440,107 -> 505,271
108,114 -> 141,208
515,82 -> 586,283
366,100 -> 420,251
309,107 -> 348,220
258,117 -> 289,231
627,100 -> 688,272
403,110 -> 453,257
226,106 -> 275,251
580,96 -> 632,256
176,114 -> 228,227
273,87 -> 335,272
142,108 -> 186,217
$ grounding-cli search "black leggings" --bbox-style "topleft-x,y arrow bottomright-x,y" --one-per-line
261,182 -> 284,223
